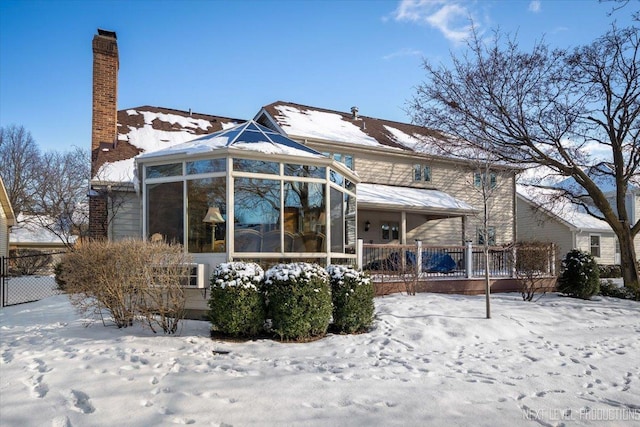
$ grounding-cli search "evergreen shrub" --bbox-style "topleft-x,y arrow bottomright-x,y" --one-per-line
264,262 -> 332,341
557,250 -> 600,299
327,264 -> 375,333
599,280 -> 639,300
598,264 -> 622,279
209,262 -> 265,337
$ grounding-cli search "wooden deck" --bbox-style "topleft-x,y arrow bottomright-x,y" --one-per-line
373,276 -> 558,297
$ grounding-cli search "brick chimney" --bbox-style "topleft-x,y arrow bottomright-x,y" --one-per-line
89,29 -> 118,240
91,29 -> 119,174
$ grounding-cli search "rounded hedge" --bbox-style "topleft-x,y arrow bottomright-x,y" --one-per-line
208,262 -> 266,337
264,262 -> 332,341
557,250 -> 600,300
327,265 -> 375,334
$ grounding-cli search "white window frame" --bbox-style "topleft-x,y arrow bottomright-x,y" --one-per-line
590,234 -> 601,258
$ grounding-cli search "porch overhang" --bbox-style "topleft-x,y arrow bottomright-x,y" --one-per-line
357,183 -> 477,219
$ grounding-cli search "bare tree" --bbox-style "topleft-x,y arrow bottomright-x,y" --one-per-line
409,25 -> 640,291
0,125 -> 41,213
601,0 -> 640,21
30,148 -> 91,247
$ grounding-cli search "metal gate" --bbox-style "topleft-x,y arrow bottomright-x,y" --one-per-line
1,252 -> 63,307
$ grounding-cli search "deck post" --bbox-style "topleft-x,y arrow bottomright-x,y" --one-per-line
416,240 -> 423,275
465,240 -> 473,278
356,239 -> 363,270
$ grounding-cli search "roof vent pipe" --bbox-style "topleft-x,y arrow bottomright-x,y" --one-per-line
351,106 -> 359,119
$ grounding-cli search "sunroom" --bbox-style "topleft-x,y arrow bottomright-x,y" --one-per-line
135,121 -> 359,272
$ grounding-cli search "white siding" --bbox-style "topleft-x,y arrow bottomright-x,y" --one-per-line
576,233 -> 617,265
0,205 -> 8,257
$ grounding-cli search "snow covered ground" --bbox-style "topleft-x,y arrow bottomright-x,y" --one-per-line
1,292 -> 638,426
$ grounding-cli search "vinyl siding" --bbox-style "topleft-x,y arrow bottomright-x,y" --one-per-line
109,191 -> 141,241
0,206 -> 8,257
576,233 -> 618,265
516,196 -> 573,265
355,154 -> 516,245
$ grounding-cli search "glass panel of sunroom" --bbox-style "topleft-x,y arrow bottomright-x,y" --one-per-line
345,193 -> 356,252
284,182 -> 326,252
330,187 -> 344,252
284,164 -> 326,179
147,181 -> 183,244
233,159 -> 279,175
234,178 -> 280,252
187,177 -> 226,253
147,163 -> 183,178
186,158 -> 226,175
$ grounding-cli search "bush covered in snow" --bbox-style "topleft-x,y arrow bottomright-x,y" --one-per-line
598,264 -> 622,278
209,262 -> 266,337
326,265 -> 374,333
557,250 -> 600,299
599,280 -> 639,300
264,262 -> 332,341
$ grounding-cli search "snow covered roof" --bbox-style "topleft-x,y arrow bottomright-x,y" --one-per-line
555,164 -> 640,196
0,177 -> 16,227
257,101 -> 448,154
517,184 -> 612,232
358,183 -> 476,217
136,120 -> 324,161
9,214 -> 77,246
93,106 -> 243,183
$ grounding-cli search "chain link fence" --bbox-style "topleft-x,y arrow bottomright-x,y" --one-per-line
1,250 -> 66,307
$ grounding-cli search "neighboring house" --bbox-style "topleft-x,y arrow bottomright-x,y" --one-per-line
517,184 -> 640,266
0,177 -> 16,258
9,214 -> 77,252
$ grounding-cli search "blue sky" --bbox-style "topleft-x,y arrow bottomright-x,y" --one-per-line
0,0 -> 634,152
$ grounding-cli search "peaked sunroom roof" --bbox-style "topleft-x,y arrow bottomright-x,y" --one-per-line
136,120 -> 324,160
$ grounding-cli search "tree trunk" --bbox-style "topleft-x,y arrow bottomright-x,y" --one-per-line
617,227 -> 639,290
485,247 -> 491,319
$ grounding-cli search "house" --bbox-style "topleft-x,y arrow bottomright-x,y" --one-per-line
90,28 -> 519,254
9,214 -> 76,252
517,184 -> 640,266
88,29 -> 522,314
0,177 -> 16,258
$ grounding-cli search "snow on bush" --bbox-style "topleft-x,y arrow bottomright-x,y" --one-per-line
326,265 -> 375,334
557,249 -> 600,300
264,262 -> 332,341
209,262 -> 266,337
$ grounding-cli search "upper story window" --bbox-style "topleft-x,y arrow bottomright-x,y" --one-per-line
414,164 -> 431,182
323,152 -> 354,170
477,226 -> 496,246
474,171 -> 497,189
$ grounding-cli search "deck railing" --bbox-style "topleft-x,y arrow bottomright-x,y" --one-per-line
358,241 -> 555,279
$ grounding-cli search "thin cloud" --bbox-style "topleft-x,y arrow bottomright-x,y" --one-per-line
383,47 -> 424,60
528,0 -> 541,13
391,0 -> 476,43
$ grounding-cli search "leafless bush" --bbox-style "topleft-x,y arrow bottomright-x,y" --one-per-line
8,249 -> 54,276
514,241 -> 554,301
60,239 -> 190,333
